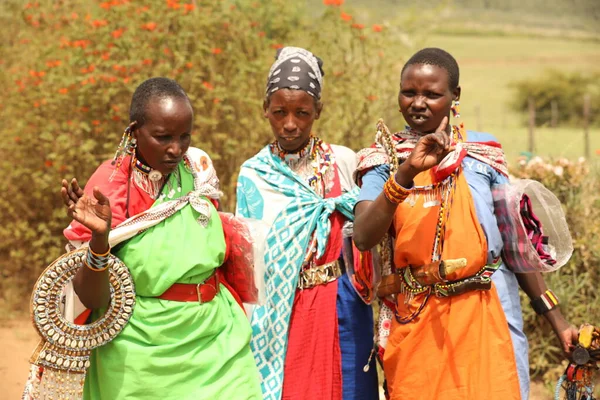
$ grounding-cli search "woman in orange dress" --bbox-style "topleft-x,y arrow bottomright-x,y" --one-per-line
353,48 -> 577,399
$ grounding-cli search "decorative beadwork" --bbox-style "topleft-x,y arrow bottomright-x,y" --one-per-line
85,247 -> 110,271
383,176 -> 411,204
270,137 -> 333,194
27,249 -> 135,399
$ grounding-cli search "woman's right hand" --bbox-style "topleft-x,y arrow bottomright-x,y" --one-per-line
61,178 -> 112,237
402,116 -> 454,175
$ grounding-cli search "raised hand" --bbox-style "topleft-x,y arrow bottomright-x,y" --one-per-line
404,116 -> 453,174
61,178 -> 112,237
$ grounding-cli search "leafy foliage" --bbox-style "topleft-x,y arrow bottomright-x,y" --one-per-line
509,69 -> 600,127
0,0 -> 412,308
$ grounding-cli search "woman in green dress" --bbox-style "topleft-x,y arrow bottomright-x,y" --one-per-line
57,77 -> 261,399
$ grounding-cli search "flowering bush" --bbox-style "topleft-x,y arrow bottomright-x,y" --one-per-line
0,0 -> 415,308
510,158 -> 600,383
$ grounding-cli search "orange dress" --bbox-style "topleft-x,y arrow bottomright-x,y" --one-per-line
383,170 -> 521,400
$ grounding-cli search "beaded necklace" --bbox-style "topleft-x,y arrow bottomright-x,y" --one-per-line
269,137 -> 333,194
130,155 -> 182,200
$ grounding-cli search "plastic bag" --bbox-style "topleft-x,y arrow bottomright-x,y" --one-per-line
493,179 -> 573,273
219,212 -> 269,305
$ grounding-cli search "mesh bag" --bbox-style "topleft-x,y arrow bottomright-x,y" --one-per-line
493,179 -> 573,273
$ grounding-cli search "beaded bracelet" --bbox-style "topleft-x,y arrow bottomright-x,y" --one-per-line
530,289 -> 559,315
85,247 -> 111,272
383,176 -> 411,204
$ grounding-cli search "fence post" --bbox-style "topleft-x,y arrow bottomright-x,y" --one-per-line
583,94 -> 591,159
528,97 -> 535,153
551,100 -> 558,128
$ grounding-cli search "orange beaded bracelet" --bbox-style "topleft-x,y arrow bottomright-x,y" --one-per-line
383,176 -> 411,204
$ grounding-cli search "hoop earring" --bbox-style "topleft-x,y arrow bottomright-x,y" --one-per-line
451,100 -> 460,118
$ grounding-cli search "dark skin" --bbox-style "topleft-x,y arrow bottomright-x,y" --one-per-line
353,62 -> 577,359
263,88 -> 323,152
61,96 -> 193,309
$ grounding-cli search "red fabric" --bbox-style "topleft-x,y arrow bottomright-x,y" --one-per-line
217,269 -> 244,311
313,164 -> 344,266
63,157 -> 154,243
282,282 -> 342,400
281,161 -> 346,399
218,212 -> 259,304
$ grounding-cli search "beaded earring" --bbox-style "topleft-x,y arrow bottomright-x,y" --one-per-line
451,100 -> 460,118
111,122 -> 137,169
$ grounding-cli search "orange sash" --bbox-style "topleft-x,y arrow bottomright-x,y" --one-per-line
383,170 -> 521,400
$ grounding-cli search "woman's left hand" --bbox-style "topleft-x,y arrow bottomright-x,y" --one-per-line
547,311 -> 578,359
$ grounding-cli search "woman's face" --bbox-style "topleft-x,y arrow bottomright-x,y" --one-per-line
263,89 -> 322,152
398,63 -> 460,134
133,96 -> 193,175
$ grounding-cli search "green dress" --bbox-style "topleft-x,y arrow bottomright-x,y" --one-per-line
83,164 -> 262,399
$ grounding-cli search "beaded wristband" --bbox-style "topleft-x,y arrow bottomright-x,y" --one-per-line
383,176 -> 411,204
531,289 -> 559,315
85,247 -> 111,271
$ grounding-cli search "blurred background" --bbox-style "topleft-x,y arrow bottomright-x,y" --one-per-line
1,0 -> 599,398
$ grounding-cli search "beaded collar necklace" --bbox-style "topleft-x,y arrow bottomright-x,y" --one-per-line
269,136 -> 333,192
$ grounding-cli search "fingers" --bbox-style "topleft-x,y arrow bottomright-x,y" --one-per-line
93,186 -> 110,206
71,178 -> 84,197
435,116 -> 448,134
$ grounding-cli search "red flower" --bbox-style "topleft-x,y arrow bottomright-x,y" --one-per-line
91,19 -> 108,28
258,31 -> 265,38
366,95 -> 378,101
213,98 -> 221,104
111,28 -> 125,39
372,24 -> 383,32
323,0 -> 344,5
142,59 -> 153,65
112,115 -> 121,121
185,62 -> 193,69
141,22 -> 157,31
340,12 -> 352,21
202,81 -> 214,91
211,48 -> 222,55
183,4 -> 195,12
58,88 -> 68,94
270,43 -> 283,49
80,106 -> 90,112
92,120 -> 101,126
351,23 -> 364,30
44,160 -> 54,168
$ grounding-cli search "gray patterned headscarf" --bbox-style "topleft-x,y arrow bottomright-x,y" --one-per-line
265,46 -> 325,100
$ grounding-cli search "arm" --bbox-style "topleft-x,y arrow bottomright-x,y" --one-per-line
515,272 -> 578,357
62,179 -> 112,309
354,162 -> 417,251
354,117 -> 453,251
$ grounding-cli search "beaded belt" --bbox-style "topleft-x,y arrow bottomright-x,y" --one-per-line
297,260 -> 343,290
393,257 -> 503,325
402,257 -> 502,298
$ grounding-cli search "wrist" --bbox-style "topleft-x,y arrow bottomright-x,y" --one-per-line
531,289 -> 560,316
395,163 -> 417,187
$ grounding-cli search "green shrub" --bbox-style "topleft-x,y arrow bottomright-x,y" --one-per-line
0,0 -> 415,310
509,69 -> 600,128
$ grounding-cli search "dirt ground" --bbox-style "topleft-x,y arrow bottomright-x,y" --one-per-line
1,318 -> 553,400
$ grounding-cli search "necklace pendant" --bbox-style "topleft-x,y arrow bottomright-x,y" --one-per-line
148,170 -> 162,182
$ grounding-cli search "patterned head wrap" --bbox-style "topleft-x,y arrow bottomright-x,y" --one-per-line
265,46 -> 325,100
